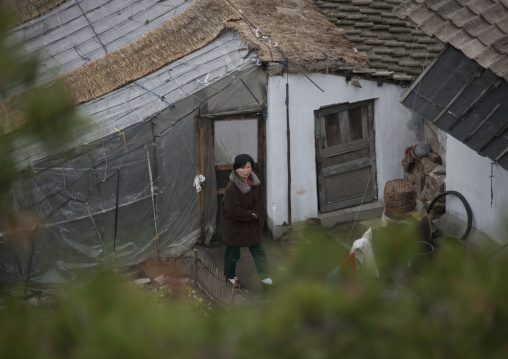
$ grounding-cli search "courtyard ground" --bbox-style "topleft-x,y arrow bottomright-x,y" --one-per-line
134,211 -> 495,304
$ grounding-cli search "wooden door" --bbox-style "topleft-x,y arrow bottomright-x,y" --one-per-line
315,100 -> 377,213
212,113 -> 264,238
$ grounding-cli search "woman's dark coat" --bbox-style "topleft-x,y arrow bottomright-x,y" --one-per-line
221,171 -> 263,247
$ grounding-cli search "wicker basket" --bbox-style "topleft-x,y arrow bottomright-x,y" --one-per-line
383,179 -> 417,214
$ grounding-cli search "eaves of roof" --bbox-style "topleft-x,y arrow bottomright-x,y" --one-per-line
400,46 -> 508,171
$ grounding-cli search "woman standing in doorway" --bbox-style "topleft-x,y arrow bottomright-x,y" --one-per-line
221,154 -> 273,289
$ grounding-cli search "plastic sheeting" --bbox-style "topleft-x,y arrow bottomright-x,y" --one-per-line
4,0 -> 194,87
0,61 -> 267,290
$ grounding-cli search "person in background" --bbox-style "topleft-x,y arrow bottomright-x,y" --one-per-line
221,154 -> 273,289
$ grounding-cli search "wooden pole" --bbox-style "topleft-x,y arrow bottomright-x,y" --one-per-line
286,80 -> 292,229
193,248 -> 198,287
200,126 -> 206,243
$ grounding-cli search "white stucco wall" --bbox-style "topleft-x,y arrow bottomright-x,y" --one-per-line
446,136 -> 508,244
265,73 -> 421,232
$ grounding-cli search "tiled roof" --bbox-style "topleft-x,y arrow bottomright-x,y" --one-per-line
400,46 -> 508,171
315,0 -> 444,82
395,0 -> 508,81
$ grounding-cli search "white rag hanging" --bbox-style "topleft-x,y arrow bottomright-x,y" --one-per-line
193,174 -> 206,193
350,227 -> 379,278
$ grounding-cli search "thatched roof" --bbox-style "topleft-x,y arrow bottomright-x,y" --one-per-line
228,0 -> 368,74
1,0 -> 66,25
0,0 -> 368,133
63,0 -> 242,104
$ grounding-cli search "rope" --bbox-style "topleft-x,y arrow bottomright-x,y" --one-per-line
56,6 -> 91,64
25,229 -> 38,283
74,0 -> 108,54
490,162 -> 494,208
61,162 -> 92,204
145,144 -> 160,261
346,168 -> 374,245
45,198 -> 72,220
239,78 -> 264,109
113,127 -> 127,144
170,114 -> 200,176
86,205 -> 111,263
100,126 -> 108,182
132,81 -> 176,110
18,62 -> 258,212
409,47 -> 431,113
131,80 -> 199,177
113,170 -> 120,255
398,29 -> 418,88
138,63 -> 263,176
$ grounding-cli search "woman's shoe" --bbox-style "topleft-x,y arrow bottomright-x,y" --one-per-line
227,277 -> 245,289
261,277 -> 274,289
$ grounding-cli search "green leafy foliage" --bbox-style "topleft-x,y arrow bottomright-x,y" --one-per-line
184,287 -> 214,317
1,3 -> 508,358
143,286 -> 173,305
2,226 -> 508,359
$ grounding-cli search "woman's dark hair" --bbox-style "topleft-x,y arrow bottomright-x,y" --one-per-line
233,154 -> 255,170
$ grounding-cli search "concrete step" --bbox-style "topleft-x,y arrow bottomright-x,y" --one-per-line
318,201 -> 385,228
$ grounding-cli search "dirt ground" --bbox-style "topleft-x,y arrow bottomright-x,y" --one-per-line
133,232 -> 295,304
133,220 -> 377,303
198,233 -> 295,298
131,214 -> 480,306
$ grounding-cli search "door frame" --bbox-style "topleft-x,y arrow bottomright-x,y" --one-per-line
210,112 -> 266,237
314,99 -> 378,213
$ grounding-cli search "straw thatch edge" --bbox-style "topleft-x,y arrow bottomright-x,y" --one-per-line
1,0 -> 67,25
0,0 -> 241,133
64,0 -> 240,105
226,0 -> 368,74
1,0 -> 369,134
